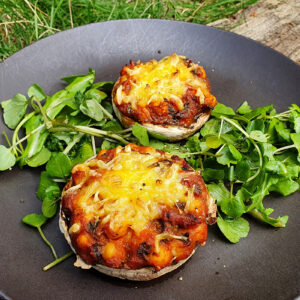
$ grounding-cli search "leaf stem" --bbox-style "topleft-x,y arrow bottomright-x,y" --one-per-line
182,151 -> 221,157
218,118 -> 224,139
74,126 -> 129,145
43,251 -> 74,271
32,96 -> 52,129
37,226 -> 58,259
91,135 -> 96,156
199,156 -> 204,171
51,123 -> 129,145
12,111 -> 36,156
220,116 -> 263,183
114,128 -> 132,134
259,109 -> 294,120
2,131 -> 12,147
52,178 -> 67,183
16,135 -> 25,152
230,182 -> 234,198
104,137 -> 118,143
273,144 -> 296,154
63,133 -> 84,155
220,116 -> 249,138
246,142 -> 263,182
99,103 -> 113,120
248,209 -> 286,228
215,143 -> 225,155
30,97 -> 40,113
10,124 -> 45,151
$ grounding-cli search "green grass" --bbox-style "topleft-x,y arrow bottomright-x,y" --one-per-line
0,0 -> 259,61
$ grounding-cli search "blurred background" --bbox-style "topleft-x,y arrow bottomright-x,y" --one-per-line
0,0 -> 299,63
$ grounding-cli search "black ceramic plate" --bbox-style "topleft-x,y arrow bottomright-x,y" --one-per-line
0,20 -> 299,300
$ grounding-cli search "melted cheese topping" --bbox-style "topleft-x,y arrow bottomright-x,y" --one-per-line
73,146 -> 195,234
116,53 -> 207,110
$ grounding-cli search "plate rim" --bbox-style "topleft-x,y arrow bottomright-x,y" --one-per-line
1,19 -> 299,71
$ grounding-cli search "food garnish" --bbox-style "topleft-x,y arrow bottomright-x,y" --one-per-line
0,66 -> 299,272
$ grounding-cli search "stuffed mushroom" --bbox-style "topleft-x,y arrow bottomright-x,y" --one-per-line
112,54 -> 217,141
60,144 -> 217,281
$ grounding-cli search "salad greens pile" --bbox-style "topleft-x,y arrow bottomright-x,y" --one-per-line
1,70 -> 299,269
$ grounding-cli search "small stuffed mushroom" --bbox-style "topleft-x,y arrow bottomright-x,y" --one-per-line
60,144 -> 217,281
112,54 -> 217,141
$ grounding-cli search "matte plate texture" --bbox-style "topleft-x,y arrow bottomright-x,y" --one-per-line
0,20 -> 299,300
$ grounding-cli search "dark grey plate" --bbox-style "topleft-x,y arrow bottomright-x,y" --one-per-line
0,19 -> 299,300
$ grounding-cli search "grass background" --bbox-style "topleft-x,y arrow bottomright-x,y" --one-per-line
0,0 -> 259,61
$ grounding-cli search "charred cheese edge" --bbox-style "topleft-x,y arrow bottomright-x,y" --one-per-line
60,144 -> 217,280
112,53 -> 217,141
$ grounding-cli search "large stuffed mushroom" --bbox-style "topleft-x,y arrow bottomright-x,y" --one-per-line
112,54 -> 217,141
60,144 -> 217,281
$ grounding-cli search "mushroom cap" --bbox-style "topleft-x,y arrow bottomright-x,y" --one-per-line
112,99 -> 211,142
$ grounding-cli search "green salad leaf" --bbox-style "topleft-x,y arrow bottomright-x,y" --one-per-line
22,213 -> 47,228
132,123 -> 149,146
236,101 -> 252,114
0,145 -> 16,170
211,103 -> 235,116
37,171 -> 60,201
42,186 -> 61,218
217,214 -> 250,243
80,98 -> 104,121
20,115 -> 49,164
28,84 -> 46,101
27,147 -> 51,167
46,152 -> 72,179
1,94 -> 28,129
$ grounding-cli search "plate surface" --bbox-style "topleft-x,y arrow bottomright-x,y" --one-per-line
0,19 -> 299,300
